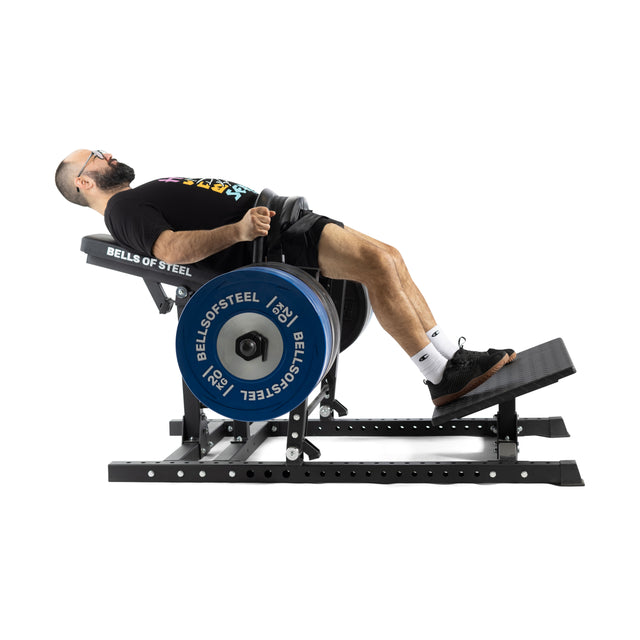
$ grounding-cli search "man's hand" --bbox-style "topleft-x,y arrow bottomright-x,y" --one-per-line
152,207 -> 276,264
236,207 -> 276,242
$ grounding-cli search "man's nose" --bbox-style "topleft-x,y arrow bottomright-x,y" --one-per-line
103,152 -> 114,163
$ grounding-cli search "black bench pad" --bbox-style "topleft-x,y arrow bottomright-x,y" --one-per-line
81,234 -> 219,289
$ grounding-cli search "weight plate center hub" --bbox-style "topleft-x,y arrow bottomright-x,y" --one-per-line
219,312 -> 283,380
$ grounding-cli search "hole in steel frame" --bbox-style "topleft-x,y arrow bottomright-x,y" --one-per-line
282,470 -> 290,478
264,469 -> 272,478
246,470 -> 255,478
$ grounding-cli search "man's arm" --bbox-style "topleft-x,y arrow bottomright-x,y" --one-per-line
152,207 -> 276,264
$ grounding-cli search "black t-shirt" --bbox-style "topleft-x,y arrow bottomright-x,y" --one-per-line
104,177 -> 258,271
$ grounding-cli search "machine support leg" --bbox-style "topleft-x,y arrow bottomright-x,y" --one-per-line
284,399 -> 321,463
496,398 -> 519,460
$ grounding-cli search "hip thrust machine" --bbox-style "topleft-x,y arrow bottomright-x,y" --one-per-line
80,189 -> 584,486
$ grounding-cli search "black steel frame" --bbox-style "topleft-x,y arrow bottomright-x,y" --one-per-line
109,282 -> 583,487
109,414 -> 583,485
81,234 -> 583,486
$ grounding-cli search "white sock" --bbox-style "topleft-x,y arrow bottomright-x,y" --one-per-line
426,325 -> 459,360
411,342 -> 448,384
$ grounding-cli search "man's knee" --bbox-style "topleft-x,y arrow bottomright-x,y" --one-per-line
317,225 -> 398,285
359,244 -> 398,286
384,243 -> 403,266
360,232 -> 404,270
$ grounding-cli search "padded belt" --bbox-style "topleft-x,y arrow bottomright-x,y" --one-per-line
255,188 -> 310,261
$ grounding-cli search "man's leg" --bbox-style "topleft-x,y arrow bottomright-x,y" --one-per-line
342,226 -> 437,333
317,223 -> 509,406
341,227 -> 460,358
317,224 -> 433,356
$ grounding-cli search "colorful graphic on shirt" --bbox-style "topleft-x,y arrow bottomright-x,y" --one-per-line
158,178 -> 256,201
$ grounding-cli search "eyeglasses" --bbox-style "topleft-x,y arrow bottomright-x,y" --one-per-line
76,150 -> 105,192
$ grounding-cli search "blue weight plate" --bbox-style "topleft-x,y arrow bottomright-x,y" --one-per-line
176,265 -> 336,421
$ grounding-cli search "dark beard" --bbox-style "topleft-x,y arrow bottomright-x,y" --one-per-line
90,162 -> 136,190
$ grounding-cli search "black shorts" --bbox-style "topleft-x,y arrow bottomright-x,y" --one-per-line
278,210 -> 344,269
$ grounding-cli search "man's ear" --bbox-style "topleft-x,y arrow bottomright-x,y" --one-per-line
75,174 -> 95,193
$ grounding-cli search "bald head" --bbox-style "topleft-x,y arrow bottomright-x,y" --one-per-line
55,149 -> 135,209
55,150 -> 93,206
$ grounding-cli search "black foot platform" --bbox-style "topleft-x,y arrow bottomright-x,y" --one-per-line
432,338 -> 576,425
108,338 -> 584,486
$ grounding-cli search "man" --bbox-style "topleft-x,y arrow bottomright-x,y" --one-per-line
56,149 -> 515,406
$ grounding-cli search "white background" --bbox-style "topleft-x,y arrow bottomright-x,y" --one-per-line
2,0 -> 638,637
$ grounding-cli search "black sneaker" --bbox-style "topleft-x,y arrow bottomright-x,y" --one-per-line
489,348 -> 517,363
425,348 -> 509,406
457,337 -> 517,364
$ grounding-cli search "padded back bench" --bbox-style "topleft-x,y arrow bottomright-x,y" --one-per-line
81,234 -> 219,314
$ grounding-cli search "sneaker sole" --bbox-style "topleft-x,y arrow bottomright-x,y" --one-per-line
433,353 -> 510,407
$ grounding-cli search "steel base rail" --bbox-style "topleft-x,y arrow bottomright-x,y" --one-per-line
108,459 -> 583,486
